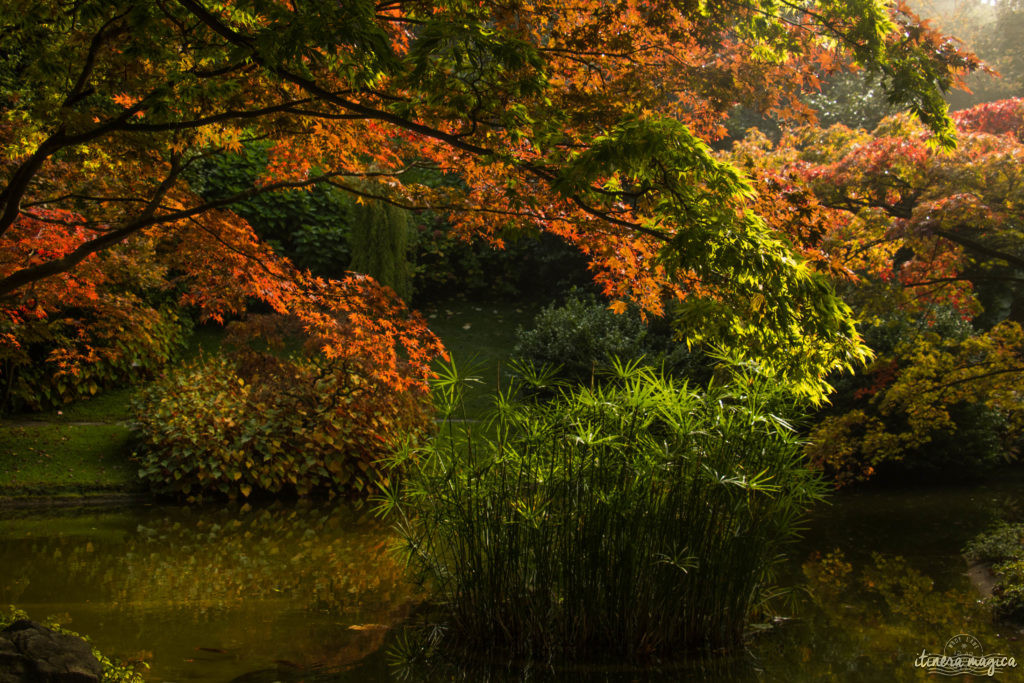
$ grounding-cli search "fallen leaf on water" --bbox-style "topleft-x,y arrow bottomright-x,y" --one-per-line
347,624 -> 388,631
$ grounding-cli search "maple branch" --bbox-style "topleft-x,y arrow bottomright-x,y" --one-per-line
0,160 -> 185,298
0,91 -> 153,240
64,8 -> 131,107
537,46 -> 656,61
119,98 -> 316,132
325,180 -> 537,219
816,187 -> 1024,271
925,366 -> 1024,397
930,225 -> 1024,271
22,194 -> 155,209
174,0 -> 671,242
0,166 -> 447,298
726,0 -> 867,58
188,62 -> 253,78
176,0 -> 494,155
183,215 -> 287,282
903,274 -> 1024,286
0,132 -> 70,239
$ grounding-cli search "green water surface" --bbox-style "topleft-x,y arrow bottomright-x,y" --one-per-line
1,470 -> 1022,682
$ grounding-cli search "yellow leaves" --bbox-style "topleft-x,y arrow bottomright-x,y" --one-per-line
750,292 -> 765,312
608,300 -> 628,315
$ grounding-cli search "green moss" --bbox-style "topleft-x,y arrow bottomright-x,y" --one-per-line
0,423 -> 139,495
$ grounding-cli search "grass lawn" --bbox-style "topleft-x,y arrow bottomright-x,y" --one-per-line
0,422 -> 138,495
0,324 -> 229,498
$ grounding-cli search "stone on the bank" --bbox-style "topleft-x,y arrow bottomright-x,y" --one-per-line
0,620 -> 102,683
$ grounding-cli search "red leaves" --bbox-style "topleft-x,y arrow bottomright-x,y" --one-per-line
740,101 -> 1024,322
0,209 -> 105,320
953,98 -> 1024,142
162,207 -> 443,392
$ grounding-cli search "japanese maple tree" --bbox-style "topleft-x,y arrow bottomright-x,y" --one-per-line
0,0 -> 980,398
731,98 -> 1024,480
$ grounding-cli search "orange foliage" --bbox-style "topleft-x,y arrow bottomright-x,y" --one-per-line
0,0 -> 980,397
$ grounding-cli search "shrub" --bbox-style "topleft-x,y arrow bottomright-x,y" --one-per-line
513,294 -> 646,380
965,523 -> 1024,565
965,523 -> 1024,622
989,560 -> 1024,622
379,361 -> 824,660
131,322 -> 432,500
0,302 -> 188,413
512,294 -> 706,383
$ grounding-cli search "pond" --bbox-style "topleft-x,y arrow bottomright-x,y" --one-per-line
1,470 -> 1022,682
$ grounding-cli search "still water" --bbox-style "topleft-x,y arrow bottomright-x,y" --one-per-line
1,470 -> 1022,682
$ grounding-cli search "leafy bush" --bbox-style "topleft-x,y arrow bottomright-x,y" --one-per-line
0,302 -> 188,413
989,560 -> 1024,622
807,309 -> 1016,485
512,294 -> 705,382
965,523 -> 1024,622
965,523 -> 1024,566
379,361 -> 824,659
131,320 -> 432,500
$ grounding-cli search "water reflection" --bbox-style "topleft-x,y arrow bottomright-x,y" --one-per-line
0,501 -> 418,681
1,472 -> 1023,681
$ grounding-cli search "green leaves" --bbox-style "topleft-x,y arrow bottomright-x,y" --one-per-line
554,115 -> 750,205
548,113 -> 868,400
403,12 -> 547,129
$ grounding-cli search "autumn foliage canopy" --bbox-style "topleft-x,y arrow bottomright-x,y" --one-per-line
0,0 -> 981,399
732,98 -> 1024,481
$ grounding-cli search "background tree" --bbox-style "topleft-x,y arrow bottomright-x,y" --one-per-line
910,0 -> 1022,108
187,141 -> 355,278
729,99 -> 1024,481
349,200 -> 415,302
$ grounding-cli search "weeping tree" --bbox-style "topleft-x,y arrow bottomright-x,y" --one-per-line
349,200 -> 416,302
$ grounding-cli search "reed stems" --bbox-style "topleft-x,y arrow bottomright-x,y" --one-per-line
378,360 -> 824,660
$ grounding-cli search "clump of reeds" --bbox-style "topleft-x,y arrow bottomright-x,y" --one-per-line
378,359 -> 824,661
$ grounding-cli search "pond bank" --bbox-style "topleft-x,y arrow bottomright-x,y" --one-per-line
0,299 -> 537,501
